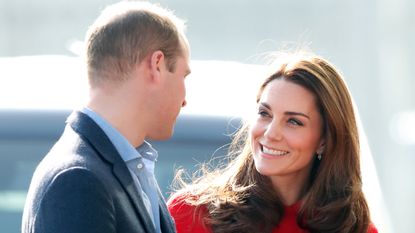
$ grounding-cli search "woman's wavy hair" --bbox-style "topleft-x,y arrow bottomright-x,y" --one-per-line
171,53 -> 371,233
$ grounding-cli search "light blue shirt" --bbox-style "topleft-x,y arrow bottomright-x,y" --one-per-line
80,108 -> 161,233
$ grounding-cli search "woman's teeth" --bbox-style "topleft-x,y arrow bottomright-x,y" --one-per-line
262,146 -> 289,156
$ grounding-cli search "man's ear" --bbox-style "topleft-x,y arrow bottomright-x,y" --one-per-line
149,50 -> 165,82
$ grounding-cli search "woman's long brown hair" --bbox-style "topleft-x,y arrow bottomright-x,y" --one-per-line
170,53 -> 371,233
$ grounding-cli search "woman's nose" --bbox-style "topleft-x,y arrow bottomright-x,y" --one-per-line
264,120 -> 283,141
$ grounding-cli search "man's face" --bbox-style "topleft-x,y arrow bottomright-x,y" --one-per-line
149,43 -> 191,140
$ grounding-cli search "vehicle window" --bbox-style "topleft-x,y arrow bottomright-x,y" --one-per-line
0,110 -> 239,233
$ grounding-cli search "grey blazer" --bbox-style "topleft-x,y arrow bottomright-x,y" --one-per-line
22,111 -> 176,233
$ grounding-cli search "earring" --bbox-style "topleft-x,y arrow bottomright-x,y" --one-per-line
317,153 -> 322,160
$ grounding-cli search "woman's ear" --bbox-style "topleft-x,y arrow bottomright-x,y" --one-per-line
316,140 -> 325,154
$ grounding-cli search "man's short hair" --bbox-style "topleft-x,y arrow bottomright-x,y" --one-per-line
85,1 -> 186,86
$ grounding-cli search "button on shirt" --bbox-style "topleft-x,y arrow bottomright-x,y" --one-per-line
81,108 -> 161,233
128,142 -> 161,233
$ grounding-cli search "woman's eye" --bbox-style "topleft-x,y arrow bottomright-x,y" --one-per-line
258,110 -> 270,117
288,118 -> 303,126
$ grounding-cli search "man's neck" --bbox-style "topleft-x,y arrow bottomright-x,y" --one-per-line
86,99 -> 146,148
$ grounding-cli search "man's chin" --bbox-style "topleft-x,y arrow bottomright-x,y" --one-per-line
147,129 -> 174,141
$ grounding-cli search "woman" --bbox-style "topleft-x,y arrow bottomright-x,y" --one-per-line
167,53 -> 378,233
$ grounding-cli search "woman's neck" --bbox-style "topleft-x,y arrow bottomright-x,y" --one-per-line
270,173 -> 309,206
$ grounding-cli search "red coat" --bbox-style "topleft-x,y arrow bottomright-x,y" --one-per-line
167,194 -> 378,233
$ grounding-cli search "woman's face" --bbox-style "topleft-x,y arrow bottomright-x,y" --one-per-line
250,79 -> 324,187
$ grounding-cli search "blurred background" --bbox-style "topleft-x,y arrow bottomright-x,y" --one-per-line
1,0 -> 414,232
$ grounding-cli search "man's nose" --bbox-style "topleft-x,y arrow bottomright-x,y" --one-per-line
181,99 -> 187,107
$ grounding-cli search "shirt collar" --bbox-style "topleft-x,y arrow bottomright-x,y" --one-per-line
80,107 -> 159,163
136,141 -> 158,162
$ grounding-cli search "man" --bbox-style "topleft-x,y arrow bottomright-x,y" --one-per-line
22,1 -> 190,233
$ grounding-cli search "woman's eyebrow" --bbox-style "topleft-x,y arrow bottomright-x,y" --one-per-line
285,111 -> 310,119
260,103 -> 310,119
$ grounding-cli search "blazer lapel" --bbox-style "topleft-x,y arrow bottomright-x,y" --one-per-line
68,111 -> 156,233
112,163 -> 156,233
158,188 -> 176,233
